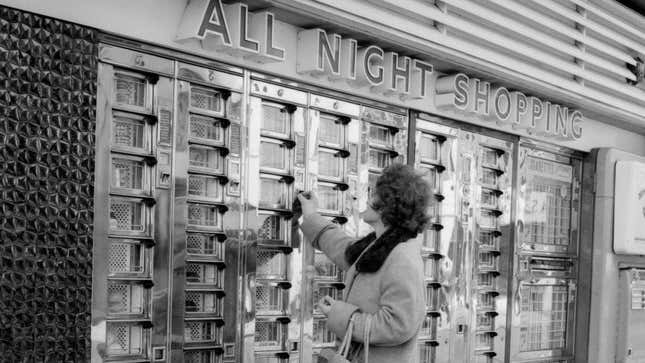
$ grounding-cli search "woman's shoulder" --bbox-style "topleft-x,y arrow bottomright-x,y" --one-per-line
385,237 -> 423,267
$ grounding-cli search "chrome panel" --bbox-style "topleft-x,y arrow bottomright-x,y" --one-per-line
250,80 -> 308,106
93,61 -> 169,362
178,62 -> 244,92
310,94 -> 360,118
249,72 -> 407,115
99,44 -> 174,76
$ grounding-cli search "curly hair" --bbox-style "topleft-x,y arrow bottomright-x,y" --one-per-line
371,163 -> 431,239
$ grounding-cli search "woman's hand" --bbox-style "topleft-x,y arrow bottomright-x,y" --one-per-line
297,192 -> 319,217
316,295 -> 335,316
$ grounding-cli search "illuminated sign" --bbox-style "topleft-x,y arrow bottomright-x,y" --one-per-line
435,73 -> 583,140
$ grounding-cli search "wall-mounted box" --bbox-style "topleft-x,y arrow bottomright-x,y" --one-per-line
614,161 -> 645,255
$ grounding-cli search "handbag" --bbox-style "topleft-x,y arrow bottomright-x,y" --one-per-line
318,314 -> 372,363
318,240 -> 375,363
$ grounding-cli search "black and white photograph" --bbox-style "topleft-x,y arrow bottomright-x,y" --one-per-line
1,0 -> 645,362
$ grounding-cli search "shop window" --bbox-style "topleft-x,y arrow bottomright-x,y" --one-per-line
319,114 -> 343,147
185,262 -> 221,285
260,140 -> 288,172
368,124 -> 392,147
111,157 -> 146,191
108,240 -> 145,275
189,146 -> 224,173
107,281 -> 145,315
188,175 -> 223,201
185,321 -> 221,343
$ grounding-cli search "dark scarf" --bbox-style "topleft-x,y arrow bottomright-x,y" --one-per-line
344,227 -> 414,273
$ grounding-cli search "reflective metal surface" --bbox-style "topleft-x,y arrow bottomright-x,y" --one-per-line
92,45 -> 588,363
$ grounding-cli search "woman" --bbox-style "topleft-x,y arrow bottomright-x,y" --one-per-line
297,163 -> 431,363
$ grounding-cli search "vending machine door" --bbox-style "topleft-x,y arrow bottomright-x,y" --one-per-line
516,145 -> 582,257
509,257 -> 577,363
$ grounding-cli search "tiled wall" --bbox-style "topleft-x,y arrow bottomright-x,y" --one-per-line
0,6 -> 97,362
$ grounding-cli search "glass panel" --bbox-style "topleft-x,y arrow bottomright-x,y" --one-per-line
481,188 -> 498,208
260,141 -> 287,171
317,184 -> 340,212
262,103 -> 289,135
318,149 -> 342,179
424,258 -> 437,280
419,165 -> 437,190
524,157 -> 573,247
481,147 -> 498,167
480,210 -> 498,228
256,283 -> 283,314
113,115 -> 145,150
186,233 -> 222,256
313,285 -> 340,312
259,178 -> 286,209
187,203 -> 219,228
419,316 -> 436,339
477,313 -> 494,330
114,73 -> 146,107
109,198 -> 145,232
477,273 -> 495,288
319,114 -> 342,146
185,321 -> 219,343
519,284 -> 568,352
422,229 -> 438,251
106,322 -> 144,356
426,286 -> 438,310
190,114 -> 224,143
477,292 -> 495,309
185,291 -> 220,314
108,241 -> 144,274
369,124 -> 392,146
479,231 -> 497,249
255,320 -> 282,348
188,175 -> 222,201
314,252 -> 338,280
107,281 -> 144,315
419,134 -> 439,161
369,149 -> 391,169
419,344 -> 435,363
189,146 -> 223,171
368,172 -> 379,199
478,251 -> 496,269
191,86 -> 222,113
112,158 -> 145,191
313,317 -> 336,344
258,214 -> 283,242
474,355 -> 492,363
186,263 -> 220,285
185,350 -> 219,363
256,249 -> 287,279
475,333 -> 494,350
481,168 -> 498,187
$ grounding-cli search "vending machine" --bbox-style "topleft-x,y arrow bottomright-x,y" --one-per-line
91,44 -> 411,363
91,45 -> 584,363
92,46 -> 245,363
410,113 -> 514,363
508,142 -> 582,363
242,77 -> 409,363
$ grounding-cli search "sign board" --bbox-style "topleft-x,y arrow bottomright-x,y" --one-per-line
614,160 -> 645,255
176,0 -> 584,140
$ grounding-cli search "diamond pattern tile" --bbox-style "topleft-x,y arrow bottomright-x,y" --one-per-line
0,6 -> 97,362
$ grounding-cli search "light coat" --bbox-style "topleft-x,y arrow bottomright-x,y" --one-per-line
301,214 -> 426,363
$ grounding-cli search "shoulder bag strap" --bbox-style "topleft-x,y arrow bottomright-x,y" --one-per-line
363,314 -> 372,363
